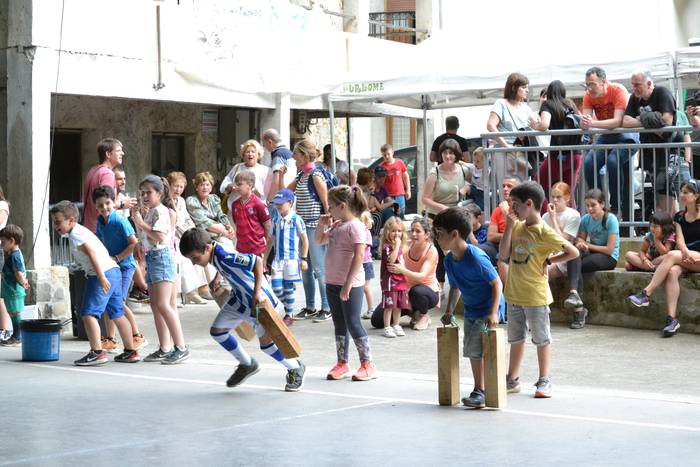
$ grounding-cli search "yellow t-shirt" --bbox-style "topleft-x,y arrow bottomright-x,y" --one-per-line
504,220 -> 567,307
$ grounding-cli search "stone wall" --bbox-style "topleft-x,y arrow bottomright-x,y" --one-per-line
26,266 -> 71,322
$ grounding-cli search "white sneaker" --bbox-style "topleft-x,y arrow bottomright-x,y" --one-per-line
383,326 -> 396,338
392,324 -> 405,337
361,310 -> 372,320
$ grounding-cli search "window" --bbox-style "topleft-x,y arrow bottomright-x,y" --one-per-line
151,133 -> 185,177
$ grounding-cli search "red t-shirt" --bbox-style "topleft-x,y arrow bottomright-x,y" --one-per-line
380,159 -> 407,196
490,207 -> 507,234
582,82 -> 629,121
82,165 -> 116,233
231,194 -> 270,256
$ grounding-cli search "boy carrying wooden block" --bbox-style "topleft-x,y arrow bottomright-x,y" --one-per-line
434,207 -> 504,409
180,228 -> 306,392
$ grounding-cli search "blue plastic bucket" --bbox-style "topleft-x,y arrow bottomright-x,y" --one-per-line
20,319 -> 62,361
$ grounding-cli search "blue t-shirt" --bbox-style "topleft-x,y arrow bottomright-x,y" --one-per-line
444,245 -> 505,319
473,225 -> 488,244
579,213 -> 620,260
1,249 -> 26,297
96,211 -> 137,269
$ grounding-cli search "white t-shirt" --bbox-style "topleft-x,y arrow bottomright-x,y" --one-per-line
220,163 -> 272,209
69,223 -> 118,276
138,204 -> 171,252
543,207 -> 581,241
0,200 -> 8,230
490,99 -> 539,145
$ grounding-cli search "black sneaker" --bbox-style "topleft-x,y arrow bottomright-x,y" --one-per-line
563,290 -> 583,309
74,350 -> 108,366
0,336 -> 21,347
312,310 -> 332,322
226,358 -> 260,387
295,308 -> 318,320
662,316 -> 680,337
461,388 -> 486,408
570,307 -> 588,330
143,348 -> 172,362
114,349 -> 142,363
162,345 -> 191,365
285,360 -> 306,392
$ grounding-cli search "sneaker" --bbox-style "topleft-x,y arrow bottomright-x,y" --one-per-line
361,310 -> 372,320
628,290 -> 650,307
283,314 -> 294,326
352,361 -> 377,381
128,288 -> 150,303
143,348 -> 172,362
295,308 -> 318,320
506,375 -> 521,394
226,358 -> 260,387
0,336 -> 21,347
570,307 -> 588,330
563,290 -> 583,309
100,336 -> 119,354
461,388 -> 486,409
312,310 -> 332,322
162,345 -> 191,365
0,329 -> 9,342
383,326 -> 397,338
285,360 -> 306,392
392,324 -> 405,337
534,377 -> 552,398
114,349 -> 141,363
132,333 -> 148,350
662,316 -> 680,337
327,361 -> 350,380
74,350 -> 108,366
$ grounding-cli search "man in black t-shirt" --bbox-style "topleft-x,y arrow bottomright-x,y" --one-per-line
430,116 -> 471,162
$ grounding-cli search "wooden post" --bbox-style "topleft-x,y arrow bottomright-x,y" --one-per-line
482,327 -> 507,409
436,326 -> 460,406
256,300 -> 301,359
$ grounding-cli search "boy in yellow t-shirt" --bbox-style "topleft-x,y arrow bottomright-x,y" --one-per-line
499,181 -> 579,398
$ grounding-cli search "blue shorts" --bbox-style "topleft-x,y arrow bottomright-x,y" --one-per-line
81,267 -> 124,319
145,248 -> 176,284
120,265 -> 136,303
363,261 -> 375,280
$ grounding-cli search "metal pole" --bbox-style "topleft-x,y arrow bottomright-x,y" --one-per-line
346,116 -> 352,183
329,99 -> 336,173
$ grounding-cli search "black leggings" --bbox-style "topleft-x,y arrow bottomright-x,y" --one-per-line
370,284 -> 438,328
434,237 -> 446,284
326,284 -> 367,339
569,252 -> 617,299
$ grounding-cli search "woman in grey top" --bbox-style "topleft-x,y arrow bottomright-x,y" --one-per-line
185,171 -> 235,246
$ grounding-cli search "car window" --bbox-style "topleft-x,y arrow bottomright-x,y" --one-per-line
398,153 -> 416,179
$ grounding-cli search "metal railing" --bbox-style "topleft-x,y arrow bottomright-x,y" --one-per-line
368,11 -> 418,44
479,126 -> 699,236
49,201 -> 83,267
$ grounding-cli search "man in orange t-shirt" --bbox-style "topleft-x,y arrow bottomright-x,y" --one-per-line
581,66 -> 639,220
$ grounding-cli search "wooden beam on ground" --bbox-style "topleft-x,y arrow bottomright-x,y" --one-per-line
483,327 -> 507,409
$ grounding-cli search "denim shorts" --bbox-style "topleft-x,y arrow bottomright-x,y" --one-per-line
463,317 -> 487,359
507,303 -> 552,346
120,265 -> 136,303
145,248 -> 176,285
363,262 -> 375,280
81,267 -> 124,319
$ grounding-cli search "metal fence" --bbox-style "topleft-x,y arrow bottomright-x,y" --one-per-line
480,126 -> 699,236
49,201 -> 83,267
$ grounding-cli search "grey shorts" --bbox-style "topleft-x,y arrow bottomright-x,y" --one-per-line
506,303 -> 552,346
463,317 -> 487,359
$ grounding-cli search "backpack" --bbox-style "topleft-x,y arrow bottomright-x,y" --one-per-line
559,109 -> 583,147
296,164 -> 339,210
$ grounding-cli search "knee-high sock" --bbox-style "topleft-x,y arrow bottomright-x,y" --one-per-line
260,342 -> 299,370
210,331 -> 252,365
10,312 -> 21,339
353,336 -> 372,363
282,280 -> 295,315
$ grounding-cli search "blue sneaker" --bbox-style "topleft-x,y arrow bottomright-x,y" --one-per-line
662,316 -> 680,337
628,291 -> 649,307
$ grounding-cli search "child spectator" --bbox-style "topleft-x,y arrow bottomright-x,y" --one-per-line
380,216 -> 409,338
93,185 -> 148,352
499,181 -> 579,398
434,207 -> 504,408
379,144 -> 410,217
359,211 -> 375,320
464,203 -> 488,246
264,189 -> 309,326
0,225 -> 29,346
229,171 -> 272,257
470,147 -> 485,210
50,201 -> 140,365
485,176 -> 520,286
131,175 -> 190,364
569,188 -> 621,329
624,211 -> 675,271
372,166 -> 398,223
541,182 -> 584,329
316,186 -> 377,381
180,228 -> 306,391
357,168 -> 383,236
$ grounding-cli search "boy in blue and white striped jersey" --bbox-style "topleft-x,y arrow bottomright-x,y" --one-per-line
180,227 -> 306,392
264,189 -> 309,325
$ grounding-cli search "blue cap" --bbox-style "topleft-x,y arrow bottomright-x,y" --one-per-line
271,188 -> 295,204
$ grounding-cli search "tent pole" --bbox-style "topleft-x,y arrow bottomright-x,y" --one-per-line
329,99 -> 336,173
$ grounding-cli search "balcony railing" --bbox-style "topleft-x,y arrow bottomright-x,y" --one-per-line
368,11 -> 417,45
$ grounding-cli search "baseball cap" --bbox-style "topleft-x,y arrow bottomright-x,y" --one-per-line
271,188 -> 295,204
374,166 -> 388,177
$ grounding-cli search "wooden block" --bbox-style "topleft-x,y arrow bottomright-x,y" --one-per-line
482,327 -> 507,409
436,326 -> 460,406
256,300 -> 301,359
235,322 -> 256,342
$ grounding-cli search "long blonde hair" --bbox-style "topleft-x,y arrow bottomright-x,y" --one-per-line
359,210 -> 373,229
381,216 -> 407,251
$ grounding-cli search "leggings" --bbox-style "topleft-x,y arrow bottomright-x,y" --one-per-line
408,284 -> 439,315
326,284 -> 370,362
569,252 -> 617,300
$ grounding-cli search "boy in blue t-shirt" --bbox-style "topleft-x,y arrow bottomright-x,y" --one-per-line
0,225 -> 30,346
94,185 -> 148,352
180,228 -> 306,392
433,207 -> 504,409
